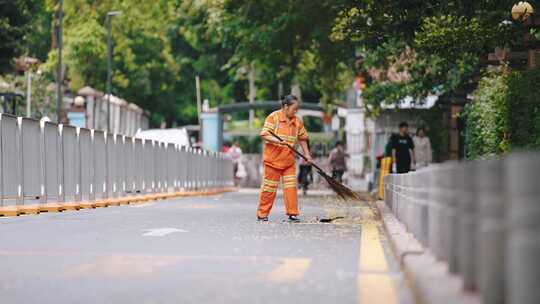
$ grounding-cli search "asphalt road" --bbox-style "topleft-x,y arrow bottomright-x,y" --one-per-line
0,190 -> 413,304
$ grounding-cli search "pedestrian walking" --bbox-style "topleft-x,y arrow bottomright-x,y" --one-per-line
413,127 -> 432,169
257,95 -> 312,222
391,121 -> 416,174
328,141 -> 347,183
228,141 -> 244,186
297,140 -> 313,196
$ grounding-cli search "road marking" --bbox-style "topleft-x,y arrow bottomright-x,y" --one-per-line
131,203 -> 156,208
358,221 -> 397,304
141,228 -> 187,237
267,258 -> 311,283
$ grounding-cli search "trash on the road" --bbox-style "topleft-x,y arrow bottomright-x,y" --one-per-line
318,216 -> 345,223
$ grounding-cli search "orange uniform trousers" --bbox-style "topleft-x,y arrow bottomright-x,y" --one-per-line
257,164 -> 299,218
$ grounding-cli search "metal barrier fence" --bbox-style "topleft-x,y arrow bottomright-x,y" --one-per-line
383,153 -> 540,304
0,113 -> 234,211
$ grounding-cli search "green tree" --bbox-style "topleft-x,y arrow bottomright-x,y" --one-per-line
211,0 -> 355,106
0,0 -> 46,72
332,0 -> 518,110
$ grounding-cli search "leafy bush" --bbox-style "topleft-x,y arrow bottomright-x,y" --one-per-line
506,68 -> 540,150
464,71 -> 509,159
464,67 -> 540,159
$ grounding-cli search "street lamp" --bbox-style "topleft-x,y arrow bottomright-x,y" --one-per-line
106,11 -> 122,133
511,2 -> 536,69
512,1 -> 534,21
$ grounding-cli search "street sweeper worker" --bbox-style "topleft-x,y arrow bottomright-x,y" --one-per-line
256,94 -> 312,222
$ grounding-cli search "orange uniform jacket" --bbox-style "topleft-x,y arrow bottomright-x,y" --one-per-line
260,110 -> 309,169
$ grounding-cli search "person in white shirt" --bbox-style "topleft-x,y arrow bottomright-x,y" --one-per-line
413,127 -> 433,169
228,142 -> 244,184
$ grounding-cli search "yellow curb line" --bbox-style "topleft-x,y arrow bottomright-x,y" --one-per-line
358,217 -> 398,304
0,188 -> 238,218
38,203 -> 64,213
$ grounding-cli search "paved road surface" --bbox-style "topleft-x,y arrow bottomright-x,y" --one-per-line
0,191 -> 413,304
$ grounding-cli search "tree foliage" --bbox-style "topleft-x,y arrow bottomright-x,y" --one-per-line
332,0 -> 518,110
0,0 -> 47,72
464,70 -> 509,159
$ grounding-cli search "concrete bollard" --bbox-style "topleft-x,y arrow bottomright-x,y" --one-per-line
384,174 -> 392,208
476,159 -> 507,304
392,174 -> 403,220
441,164 -> 460,270
407,171 -> 421,241
506,152 -> 540,304
401,173 -> 412,231
428,165 -> 445,260
456,161 -> 478,291
416,169 -> 430,247
404,172 -> 416,236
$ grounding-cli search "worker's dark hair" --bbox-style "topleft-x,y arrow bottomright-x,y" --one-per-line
280,94 -> 299,107
416,127 -> 426,136
335,141 -> 343,147
399,121 -> 409,128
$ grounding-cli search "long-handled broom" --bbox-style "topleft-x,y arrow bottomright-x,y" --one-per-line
268,130 -> 360,201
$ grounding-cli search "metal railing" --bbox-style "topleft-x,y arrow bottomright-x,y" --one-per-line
0,113 -> 234,209
383,153 -> 540,304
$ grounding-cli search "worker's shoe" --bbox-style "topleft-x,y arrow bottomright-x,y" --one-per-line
288,215 -> 301,222
257,216 -> 269,222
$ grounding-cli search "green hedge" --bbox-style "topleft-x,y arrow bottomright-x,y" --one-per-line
506,68 -> 540,150
464,67 -> 540,159
464,71 -> 509,159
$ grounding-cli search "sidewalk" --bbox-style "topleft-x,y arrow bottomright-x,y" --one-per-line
375,201 -> 482,304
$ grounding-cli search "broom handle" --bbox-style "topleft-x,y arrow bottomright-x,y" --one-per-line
267,130 -> 326,173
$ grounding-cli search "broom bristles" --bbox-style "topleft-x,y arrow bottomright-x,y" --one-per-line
317,170 -> 360,201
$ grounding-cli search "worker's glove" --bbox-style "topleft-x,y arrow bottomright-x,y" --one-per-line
392,163 -> 397,173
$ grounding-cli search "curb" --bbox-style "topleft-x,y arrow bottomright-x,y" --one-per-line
374,201 -> 482,304
0,187 -> 237,217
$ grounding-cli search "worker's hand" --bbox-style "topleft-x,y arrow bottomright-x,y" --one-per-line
305,154 -> 313,164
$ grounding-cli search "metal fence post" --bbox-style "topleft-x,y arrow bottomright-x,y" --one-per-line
133,138 -> 143,194
0,115 -> 22,209
0,114 -> 3,207
61,124 -> 80,203
93,130 -> 107,199
79,128 -> 93,201
185,147 -> 191,190
177,146 -> 185,191
43,121 -> 61,203
166,143 -> 176,193
143,139 -> 155,193
21,118 -> 44,210
124,136 -> 135,195
106,133 -> 117,198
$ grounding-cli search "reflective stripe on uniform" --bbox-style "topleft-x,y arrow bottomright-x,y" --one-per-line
282,175 -> 297,189
261,178 -> 279,192
262,186 -> 278,192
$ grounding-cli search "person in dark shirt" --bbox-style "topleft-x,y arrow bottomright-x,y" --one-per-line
391,121 -> 416,174
328,141 -> 347,183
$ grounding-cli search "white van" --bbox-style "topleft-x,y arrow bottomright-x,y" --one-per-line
135,128 -> 190,147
